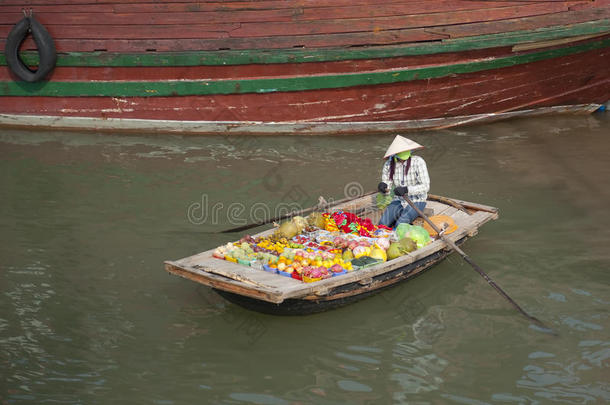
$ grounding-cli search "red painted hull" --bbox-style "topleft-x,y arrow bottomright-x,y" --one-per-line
1,0 -> 609,133
1,42 -> 608,123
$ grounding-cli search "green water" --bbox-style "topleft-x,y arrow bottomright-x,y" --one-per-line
1,114 -> 609,404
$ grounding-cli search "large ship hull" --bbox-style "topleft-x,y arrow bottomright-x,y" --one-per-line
1,0 -> 609,135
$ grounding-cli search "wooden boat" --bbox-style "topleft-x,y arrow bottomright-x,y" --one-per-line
164,194 -> 499,315
1,0 -> 609,135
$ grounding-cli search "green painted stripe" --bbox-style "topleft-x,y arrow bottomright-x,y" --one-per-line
1,37 -> 608,97
0,20 -> 608,67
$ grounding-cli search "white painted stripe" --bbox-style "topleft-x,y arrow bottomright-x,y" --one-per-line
0,104 -> 600,136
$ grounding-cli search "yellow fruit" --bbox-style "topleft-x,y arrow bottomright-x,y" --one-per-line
370,247 -> 387,262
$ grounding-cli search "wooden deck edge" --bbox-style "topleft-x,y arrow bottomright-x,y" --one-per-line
164,261 -> 286,304
0,104 -> 601,135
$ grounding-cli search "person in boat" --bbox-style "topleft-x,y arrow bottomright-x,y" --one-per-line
378,135 -> 430,228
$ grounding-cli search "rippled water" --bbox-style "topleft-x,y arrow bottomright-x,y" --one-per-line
1,113 -> 609,404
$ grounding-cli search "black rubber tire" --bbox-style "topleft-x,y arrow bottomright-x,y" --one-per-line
4,16 -> 57,82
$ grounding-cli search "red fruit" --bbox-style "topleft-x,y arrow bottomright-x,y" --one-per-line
330,264 -> 344,273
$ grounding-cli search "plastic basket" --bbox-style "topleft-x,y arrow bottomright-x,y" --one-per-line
262,264 -> 277,274
302,275 -> 322,283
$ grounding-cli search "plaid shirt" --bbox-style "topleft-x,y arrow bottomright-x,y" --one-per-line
381,155 -> 430,205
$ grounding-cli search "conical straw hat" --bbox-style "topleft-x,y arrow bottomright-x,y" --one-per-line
384,135 -> 424,158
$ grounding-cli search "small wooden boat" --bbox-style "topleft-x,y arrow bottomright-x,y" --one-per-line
164,193 -> 498,315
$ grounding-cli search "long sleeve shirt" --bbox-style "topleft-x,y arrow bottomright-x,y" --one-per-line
381,155 -> 430,205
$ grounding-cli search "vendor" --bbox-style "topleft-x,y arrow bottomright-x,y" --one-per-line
378,135 -> 430,228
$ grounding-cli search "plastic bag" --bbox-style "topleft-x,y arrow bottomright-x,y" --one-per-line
376,192 -> 393,210
395,223 -> 431,248
422,215 -> 458,237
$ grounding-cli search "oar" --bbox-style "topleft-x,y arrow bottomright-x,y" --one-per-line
427,194 -> 470,215
403,195 -> 554,333
220,190 -> 376,233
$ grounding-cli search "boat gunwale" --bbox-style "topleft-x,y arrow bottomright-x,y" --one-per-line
0,104 -> 602,136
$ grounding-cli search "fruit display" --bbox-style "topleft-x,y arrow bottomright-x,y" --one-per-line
212,211 -> 439,283
323,211 -> 391,237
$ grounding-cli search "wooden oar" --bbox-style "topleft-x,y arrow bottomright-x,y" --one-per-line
403,196 -> 554,333
427,194 -> 470,215
221,190 -> 376,233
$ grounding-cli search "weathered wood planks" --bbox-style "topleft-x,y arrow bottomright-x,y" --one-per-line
0,104 -> 601,135
426,5 -> 610,38
0,0 -> 601,52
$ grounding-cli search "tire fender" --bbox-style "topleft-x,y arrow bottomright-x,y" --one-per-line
4,15 -> 57,82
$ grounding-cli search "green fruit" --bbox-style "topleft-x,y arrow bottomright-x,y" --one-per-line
387,243 -> 403,260
399,238 -> 417,253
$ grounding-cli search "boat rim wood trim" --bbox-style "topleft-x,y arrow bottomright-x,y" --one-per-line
164,261 -> 287,304
1,36 -> 608,97
1,19 -> 608,67
511,32 -> 608,52
0,104 -> 601,135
